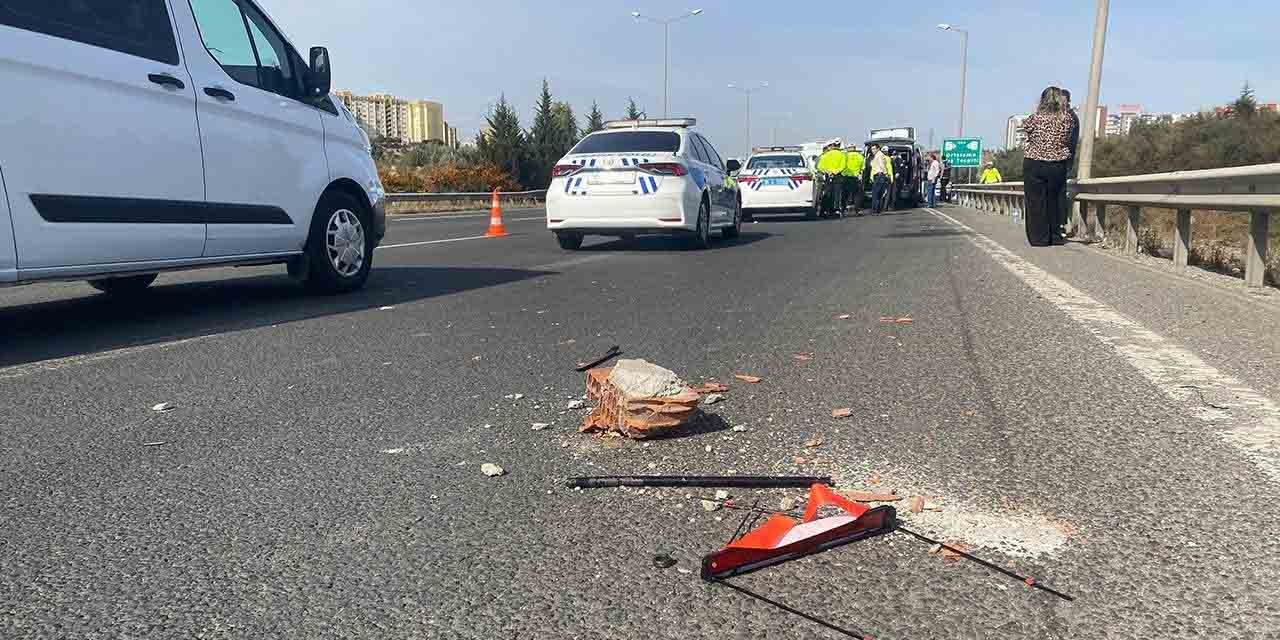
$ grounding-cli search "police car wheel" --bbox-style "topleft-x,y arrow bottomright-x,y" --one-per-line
690,201 -> 712,250
722,203 -> 741,239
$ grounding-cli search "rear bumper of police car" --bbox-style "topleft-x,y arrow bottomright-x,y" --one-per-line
546,182 -> 699,235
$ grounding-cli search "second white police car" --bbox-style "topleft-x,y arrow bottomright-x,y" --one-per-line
545,119 -> 742,250
737,146 -> 816,220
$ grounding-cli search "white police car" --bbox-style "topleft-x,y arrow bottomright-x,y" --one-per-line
737,146 -> 815,220
546,119 -> 742,250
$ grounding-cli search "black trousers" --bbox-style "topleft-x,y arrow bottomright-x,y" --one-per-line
1022,158 -> 1069,246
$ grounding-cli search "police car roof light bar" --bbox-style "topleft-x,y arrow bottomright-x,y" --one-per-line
752,145 -> 802,153
604,118 -> 697,129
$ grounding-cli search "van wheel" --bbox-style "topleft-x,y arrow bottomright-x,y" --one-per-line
89,274 -> 157,295
689,200 -> 712,250
556,232 -> 584,250
305,191 -> 373,294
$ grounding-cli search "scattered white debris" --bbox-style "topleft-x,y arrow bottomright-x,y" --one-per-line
608,359 -> 687,397
701,500 -> 720,512
703,393 -> 726,406
714,490 -> 730,501
382,448 -> 407,455
567,400 -> 586,410
732,425 -> 748,433
142,441 -> 167,447
780,497 -> 797,511
379,306 -> 395,311
704,445 -> 713,453
151,403 -> 175,413
480,463 -> 506,477
513,394 -> 525,401
531,423 -> 550,431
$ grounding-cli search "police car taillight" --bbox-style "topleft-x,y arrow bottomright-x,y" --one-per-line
791,173 -> 813,182
637,162 -> 687,177
551,164 -> 582,178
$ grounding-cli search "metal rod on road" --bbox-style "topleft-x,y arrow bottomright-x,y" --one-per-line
895,524 -> 1076,602
1076,0 -> 1110,237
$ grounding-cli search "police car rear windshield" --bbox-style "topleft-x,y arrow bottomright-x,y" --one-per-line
571,131 -> 681,154
746,155 -> 805,170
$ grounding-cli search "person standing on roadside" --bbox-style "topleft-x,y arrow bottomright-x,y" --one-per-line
868,144 -> 892,214
815,140 -> 847,216
842,144 -> 866,214
979,162 -> 1003,184
1021,86 -> 1076,246
926,153 -> 943,208
1062,88 -> 1082,237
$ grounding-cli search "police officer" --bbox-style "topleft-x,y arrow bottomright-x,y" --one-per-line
815,140 -> 847,217
842,144 -> 866,215
980,162 -> 1003,184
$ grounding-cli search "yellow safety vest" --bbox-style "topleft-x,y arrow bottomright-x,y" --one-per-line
842,151 -> 865,177
816,150 -> 847,175
981,168 -> 1003,184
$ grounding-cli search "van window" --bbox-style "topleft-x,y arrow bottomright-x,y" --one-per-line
189,0 -> 300,99
0,0 -> 179,64
571,131 -> 680,154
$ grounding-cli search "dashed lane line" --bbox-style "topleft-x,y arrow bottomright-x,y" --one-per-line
927,207 -> 1280,486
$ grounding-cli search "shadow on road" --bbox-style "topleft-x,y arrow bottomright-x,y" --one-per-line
580,231 -> 772,252
0,265 -> 552,369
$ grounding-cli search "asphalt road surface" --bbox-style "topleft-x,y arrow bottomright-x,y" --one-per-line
3,204 -> 1279,639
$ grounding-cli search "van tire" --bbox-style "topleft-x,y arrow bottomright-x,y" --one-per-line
556,232 -> 584,250
305,191 -> 373,294
89,274 -> 157,295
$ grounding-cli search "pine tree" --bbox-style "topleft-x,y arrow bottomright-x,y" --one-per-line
625,97 -> 645,120
526,79 -> 565,188
1233,82 -> 1258,119
477,94 -> 525,186
552,101 -> 580,152
585,101 -> 606,134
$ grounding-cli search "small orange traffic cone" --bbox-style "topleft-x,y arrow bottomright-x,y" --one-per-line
484,189 -> 508,237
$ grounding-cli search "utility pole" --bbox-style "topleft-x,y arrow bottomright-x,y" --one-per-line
938,24 -> 970,179
632,9 -> 704,118
1076,0 -> 1110,239
728,82 -> 769,158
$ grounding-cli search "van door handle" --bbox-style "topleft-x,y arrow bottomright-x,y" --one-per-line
148,73 -> 185,89
203,87 -> 236,101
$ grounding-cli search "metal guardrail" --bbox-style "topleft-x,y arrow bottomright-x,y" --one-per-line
952,164 -> 1278,287
385,189 -> 548,205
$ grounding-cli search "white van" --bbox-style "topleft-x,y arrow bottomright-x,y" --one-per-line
0,0 -> 385,294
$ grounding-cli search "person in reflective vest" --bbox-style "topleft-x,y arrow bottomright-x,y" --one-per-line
842,145 -> 866,214
980,163 -> 1003,184
815,141 -> 847,216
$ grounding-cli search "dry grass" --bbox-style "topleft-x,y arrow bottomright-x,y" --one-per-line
1098,207 -> 1279,286
386,197 -> 544,216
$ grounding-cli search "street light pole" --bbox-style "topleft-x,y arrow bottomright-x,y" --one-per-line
1074,0 -> 1110,239
937,24 -> 969,138
728,82 -> 769,158
632,9 -> 704,118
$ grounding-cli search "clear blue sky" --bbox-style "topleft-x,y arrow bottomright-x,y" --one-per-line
261,0 -> 1276,156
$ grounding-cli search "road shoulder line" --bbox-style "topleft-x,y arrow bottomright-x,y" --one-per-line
928,207 -> 1280,486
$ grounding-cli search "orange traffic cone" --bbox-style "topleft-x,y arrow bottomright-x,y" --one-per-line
484,189 -> 508,237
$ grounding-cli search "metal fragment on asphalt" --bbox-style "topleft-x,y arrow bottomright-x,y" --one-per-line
151,403 -> 175,413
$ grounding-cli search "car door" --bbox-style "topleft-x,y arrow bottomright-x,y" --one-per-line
693,135 -> 730,224
0,0 -> 206,274
699,135 -> 737,219
177,0 -> 328,257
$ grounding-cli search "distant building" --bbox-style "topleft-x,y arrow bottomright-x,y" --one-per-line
334,91 -> 448,145
1005,114 -> 1029,149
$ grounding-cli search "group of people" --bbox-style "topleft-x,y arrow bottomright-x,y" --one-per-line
814,141 -> 906,216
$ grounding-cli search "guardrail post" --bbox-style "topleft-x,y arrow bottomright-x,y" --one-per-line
1091,203 -> 1106,242
1246,210 -> 1271,288
1173,209 -> 1192,271
1125,206 -> 1140,254
1071,202 -> 1085,239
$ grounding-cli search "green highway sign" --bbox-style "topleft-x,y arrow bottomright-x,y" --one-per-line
943,138 -> 982,168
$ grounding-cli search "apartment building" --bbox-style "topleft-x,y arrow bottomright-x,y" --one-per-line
334,91 -> 451,145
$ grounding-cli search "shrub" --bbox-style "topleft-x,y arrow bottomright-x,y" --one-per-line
377,162 -> 520,194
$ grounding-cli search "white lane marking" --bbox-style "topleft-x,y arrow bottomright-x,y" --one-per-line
927,207 -> 1280,485
376,235 -> 492,249
533,254 -> 614,270
0,335 -> 216,382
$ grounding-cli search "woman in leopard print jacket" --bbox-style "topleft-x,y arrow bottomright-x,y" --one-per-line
1021,87 -> 1078,246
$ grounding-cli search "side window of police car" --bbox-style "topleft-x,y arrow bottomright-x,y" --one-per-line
700,135 -> 726,172
0,0 -> 179,64
686,135 -> 711,167
189,0 -> 302,100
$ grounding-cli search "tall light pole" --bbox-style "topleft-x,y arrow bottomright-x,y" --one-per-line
632,9 -> 704,118
728,82 -> 768,157
937,24 -> 969,138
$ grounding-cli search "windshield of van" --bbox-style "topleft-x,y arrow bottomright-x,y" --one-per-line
570,131 -> 681,154
746,155 -> 806,170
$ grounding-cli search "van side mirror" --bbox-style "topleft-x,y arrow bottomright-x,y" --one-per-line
308,47 -> 332,97
725,159 -> 742,174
